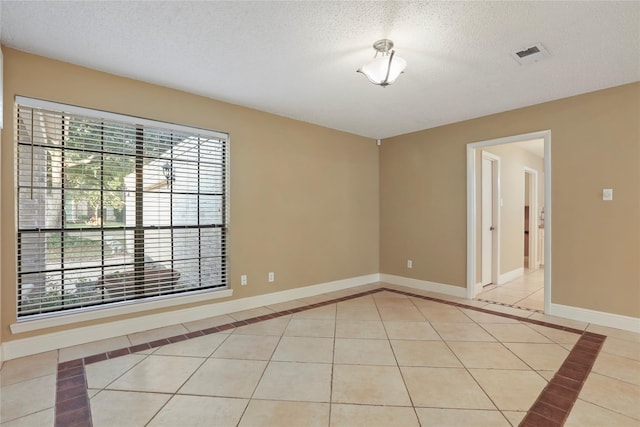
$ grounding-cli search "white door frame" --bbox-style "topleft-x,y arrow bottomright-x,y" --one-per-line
466,130 -> 551,314
481,151 -> 501,288
524,167 -> 538,270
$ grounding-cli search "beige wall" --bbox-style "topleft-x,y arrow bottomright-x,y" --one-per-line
475,144 -> 544,280
380,82 -> 640,318
1,47 -> 638,350
1,48 -> 380,341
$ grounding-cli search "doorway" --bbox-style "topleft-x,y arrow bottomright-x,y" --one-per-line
466,130 -> 551,313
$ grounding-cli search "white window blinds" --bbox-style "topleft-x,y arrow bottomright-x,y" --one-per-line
16,97 -> 229,318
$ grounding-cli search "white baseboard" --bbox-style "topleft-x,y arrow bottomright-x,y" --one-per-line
1,273 -> 380,361
379,274 -> 467,299
7,270 -> 637,361
549,303 -> 640,333
498,267 -> 524,285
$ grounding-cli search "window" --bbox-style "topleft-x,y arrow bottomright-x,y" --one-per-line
16,97 -> 228,318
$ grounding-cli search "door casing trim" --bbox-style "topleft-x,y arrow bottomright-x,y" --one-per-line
466,130 -> 551,314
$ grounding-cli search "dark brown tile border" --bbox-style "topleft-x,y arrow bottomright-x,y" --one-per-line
55,359 -> 91,427
475,297 -> 544,314
520,332 -> 605,426
53,287 -> 605,427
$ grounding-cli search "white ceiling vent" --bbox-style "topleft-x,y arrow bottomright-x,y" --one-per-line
511,43 -> 550,65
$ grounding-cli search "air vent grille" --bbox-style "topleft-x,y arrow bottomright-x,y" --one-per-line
511,43 -> 550,65
516,46 -> 540,58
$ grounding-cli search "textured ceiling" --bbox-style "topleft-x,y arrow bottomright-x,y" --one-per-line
1,1 -> 639,139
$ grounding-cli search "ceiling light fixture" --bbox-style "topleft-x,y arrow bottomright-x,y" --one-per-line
357,39 -> 407,87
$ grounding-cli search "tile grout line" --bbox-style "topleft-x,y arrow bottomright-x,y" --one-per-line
393,294 -> 447,426
239,310 -> 293,424
142,332 -> 228,427
53,287 -> 602,427
328,302 -> 338,427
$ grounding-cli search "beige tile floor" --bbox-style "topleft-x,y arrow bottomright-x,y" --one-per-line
1,282 -> 639,426
477,268 -> 545,311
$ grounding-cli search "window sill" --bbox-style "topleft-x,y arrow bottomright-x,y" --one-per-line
10,287 -> 233,335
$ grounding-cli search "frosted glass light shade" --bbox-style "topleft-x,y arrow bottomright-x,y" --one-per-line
358,52 -> 407,87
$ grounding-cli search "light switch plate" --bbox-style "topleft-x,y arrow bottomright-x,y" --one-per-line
603,188 -> 613,201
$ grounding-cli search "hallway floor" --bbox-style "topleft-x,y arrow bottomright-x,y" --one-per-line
477,268 -> 545,312
1,282 -> 639,426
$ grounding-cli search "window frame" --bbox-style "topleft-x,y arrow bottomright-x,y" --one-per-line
14,96 -> 230,321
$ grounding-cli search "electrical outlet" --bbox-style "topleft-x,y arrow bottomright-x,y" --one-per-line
241,275 -> 247,286
268,272 -> 275,282
407,260 -> 413,269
